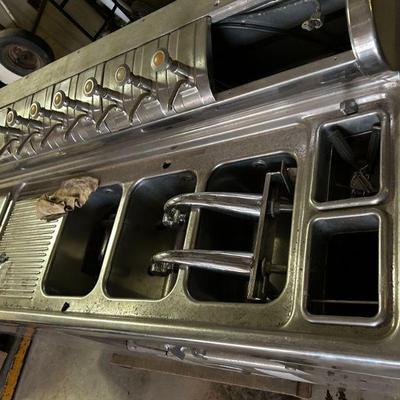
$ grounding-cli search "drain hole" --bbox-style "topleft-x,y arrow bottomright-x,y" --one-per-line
315,113 -> 382,202
61,302 -> 70,312
162,161 -> 172,169
307,214 -> 380,318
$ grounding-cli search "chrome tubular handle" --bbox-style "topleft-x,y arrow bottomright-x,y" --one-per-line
151,48 -> 194,80
162,192 -> 293,227
150,250 -> 253,276
53,90 -> 92,113
163,192 -> 262,227
6,109 -> 43,131
83,77 -> 123,105
115,64 -> 154,92
29,101 -> 67,124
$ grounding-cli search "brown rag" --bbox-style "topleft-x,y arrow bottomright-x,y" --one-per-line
36,177 -> 99,221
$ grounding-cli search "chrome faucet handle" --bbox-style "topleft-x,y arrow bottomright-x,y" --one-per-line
115,64 -> 154,92
151,48 -> 194,81
83,77 -> 124,105
150,49 -> 196,111
162,192 -> 293,227
6,109 -> 43,131
29,101 -> 68,124
150,250 -> 253,277
0,125 -> 24,137
53,90 -> 93,113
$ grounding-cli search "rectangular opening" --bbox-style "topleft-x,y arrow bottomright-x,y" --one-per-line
314,113 -> 382,203
106,171 -> 196,300
187,154 -> 296,302
211,1 -> 350,92
43,185 -> 122,297
307,214 -> 380,318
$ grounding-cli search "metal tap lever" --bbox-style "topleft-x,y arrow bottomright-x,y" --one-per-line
6,109 -> 43,131
151,48 -> 195,111
29,101 -> 68,124
162,192 -> 293,227
151,48 -> 194,80
83,77 -> 124,105
150,250 -> 253,276
115,64 -> 154,92
0,126 -> 24,137
53,90 -> 92,113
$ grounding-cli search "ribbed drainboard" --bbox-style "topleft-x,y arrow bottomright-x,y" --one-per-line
0,198 -> 61,300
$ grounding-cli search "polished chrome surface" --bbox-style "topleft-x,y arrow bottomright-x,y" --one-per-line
347,0 -> 394,74
0,0 -> 397,394
162,192 -> 263,226
151,250 -> 253,276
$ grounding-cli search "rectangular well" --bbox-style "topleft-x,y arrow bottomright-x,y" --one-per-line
43,185 -> 122,297
314,113 -> 382,203
211,4 -> 350,91
187,154 -> 296,302
307,214 -> 380,318
106,171 -> 196,300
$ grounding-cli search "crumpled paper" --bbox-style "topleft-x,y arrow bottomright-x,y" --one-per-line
36,176 -> 99,221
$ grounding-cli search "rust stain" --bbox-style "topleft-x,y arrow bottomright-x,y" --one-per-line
1,328 -> 34,400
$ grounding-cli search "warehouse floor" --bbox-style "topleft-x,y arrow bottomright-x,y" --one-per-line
14,331 -> 292,400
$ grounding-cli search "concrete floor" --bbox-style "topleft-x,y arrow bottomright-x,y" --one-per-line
14,331 -> 292,400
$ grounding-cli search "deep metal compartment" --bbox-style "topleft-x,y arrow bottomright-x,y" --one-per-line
43,185 -> 122,297
106,171 -> 196,300
305,212 -> 383,322
187,154 -> 296,302
313,113 -> 383,204
211,1 -> 350,91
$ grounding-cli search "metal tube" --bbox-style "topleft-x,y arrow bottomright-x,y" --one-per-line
163,192 -> 293,226
150,250 -> 253,276
53,90 -> 92,113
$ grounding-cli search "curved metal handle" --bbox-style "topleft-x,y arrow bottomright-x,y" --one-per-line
16,130 -> 42,156
168,79 -> 194,111
163,192 -> 262,227
150,250 -> 253,276
0,137 -> 20,158
162,191 -> 293,227
129,93 -> 153,123
40,123 -> 64,148
63,114 -> 91,142
95,104 -> 125,132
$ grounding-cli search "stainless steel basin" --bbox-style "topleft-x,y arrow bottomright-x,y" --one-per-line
43,185 -> 122,296
187,154 -> 296,302
105,171 -> 196,300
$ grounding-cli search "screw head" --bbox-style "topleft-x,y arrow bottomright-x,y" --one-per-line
29,101 -> 40,119
83,77 -> 96,97
151,48 -> 170,72
115,64 -> 129,85
340,99 -> 359,115
6,110 -> 17,126
53,90 -> 65,108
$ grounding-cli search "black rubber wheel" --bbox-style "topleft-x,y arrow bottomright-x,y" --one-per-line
0,28 -> 54,76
